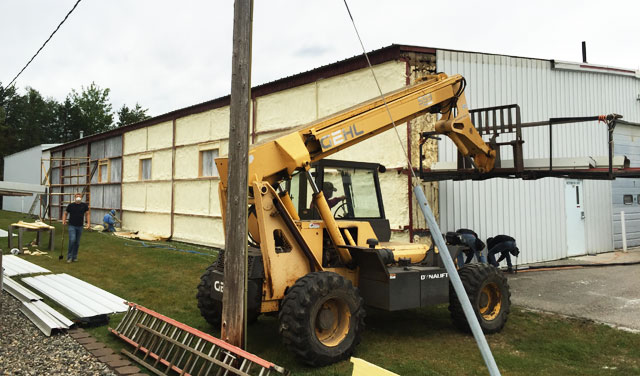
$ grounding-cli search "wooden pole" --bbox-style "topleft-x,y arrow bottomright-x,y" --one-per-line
221,0 -> 253,348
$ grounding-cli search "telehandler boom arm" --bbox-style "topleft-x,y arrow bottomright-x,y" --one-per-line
215,73 -> 495,265
216,73 -> 495,190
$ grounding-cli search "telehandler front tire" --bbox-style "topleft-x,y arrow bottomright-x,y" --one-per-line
196,261 -> 224,327
196,260 -> 261,327
278,271 -> 365,367
449,263 -> 511,334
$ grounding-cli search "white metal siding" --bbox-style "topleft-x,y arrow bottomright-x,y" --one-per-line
612,124 -> 640,248
436,50 -> 640,263
3,145 -> 58,213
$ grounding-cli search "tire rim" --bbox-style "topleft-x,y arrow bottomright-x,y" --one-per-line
479,282 -> 502,321
314,298 -> 351,347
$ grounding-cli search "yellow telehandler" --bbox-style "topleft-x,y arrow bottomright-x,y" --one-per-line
197,73 -> 510,366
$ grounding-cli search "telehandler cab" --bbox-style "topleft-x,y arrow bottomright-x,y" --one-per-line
197,73 -> 510,366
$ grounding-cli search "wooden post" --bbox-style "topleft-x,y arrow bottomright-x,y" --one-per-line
221,0 -> 253,348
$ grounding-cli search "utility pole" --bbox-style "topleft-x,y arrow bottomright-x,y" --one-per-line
221,0 -> 253,348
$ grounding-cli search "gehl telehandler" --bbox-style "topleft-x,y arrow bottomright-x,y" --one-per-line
197,73 -> 510,366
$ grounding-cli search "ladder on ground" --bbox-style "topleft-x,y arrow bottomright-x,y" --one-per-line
110,303 -> 289,376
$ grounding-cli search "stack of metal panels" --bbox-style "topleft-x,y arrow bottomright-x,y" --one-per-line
3,276 -> 42,302
20,300 -> 75,336
2,275 -> 73,336
22,273 -> 128,319
2,255 -> 50,276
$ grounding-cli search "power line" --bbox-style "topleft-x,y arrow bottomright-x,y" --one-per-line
5,0 -> 83,89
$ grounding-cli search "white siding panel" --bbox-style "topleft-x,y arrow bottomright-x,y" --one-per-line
437,50 -> 640,263
612,124 -> 640,248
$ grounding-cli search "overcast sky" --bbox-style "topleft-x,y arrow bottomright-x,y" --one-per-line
1,0 -> 638,117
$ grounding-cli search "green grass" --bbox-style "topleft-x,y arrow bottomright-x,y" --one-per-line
2,209 -> 640,375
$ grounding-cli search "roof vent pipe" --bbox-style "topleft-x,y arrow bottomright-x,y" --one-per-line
79,130 -> 84,139
582,41 -> 587,63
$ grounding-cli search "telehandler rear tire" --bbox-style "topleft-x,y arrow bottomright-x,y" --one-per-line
449,263 -> 511,334
278,271 -> 365,366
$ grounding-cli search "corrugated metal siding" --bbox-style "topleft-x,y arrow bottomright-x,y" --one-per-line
436,50 -> 640,263
2,145 -> 42,213
612,124 -> 640,248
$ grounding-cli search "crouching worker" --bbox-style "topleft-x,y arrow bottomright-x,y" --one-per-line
102,209 -> 120,232
446,228 -> 486,267
487,235 -> 519,273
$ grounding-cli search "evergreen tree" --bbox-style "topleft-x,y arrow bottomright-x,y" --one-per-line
117,103 -> 150,127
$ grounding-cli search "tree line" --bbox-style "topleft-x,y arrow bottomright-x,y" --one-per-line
0,81 -> 151,179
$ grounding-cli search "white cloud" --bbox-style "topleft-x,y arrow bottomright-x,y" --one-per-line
1,0 -> 638,117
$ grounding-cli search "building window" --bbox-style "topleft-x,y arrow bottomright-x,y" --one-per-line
623,194 -> 633,205
200,149 -> 219,177
98,159 -> 109,183
140,158 -> 152,181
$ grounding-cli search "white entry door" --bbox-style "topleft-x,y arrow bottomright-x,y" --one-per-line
565,179 -> 586,256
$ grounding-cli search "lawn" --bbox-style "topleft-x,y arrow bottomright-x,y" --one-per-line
2,209 -> 640,375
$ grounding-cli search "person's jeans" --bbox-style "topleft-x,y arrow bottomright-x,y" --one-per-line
67,225 -> 83,261
103,222 -> 115,232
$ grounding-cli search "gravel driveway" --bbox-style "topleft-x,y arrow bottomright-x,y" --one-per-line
0,291 -> 116,376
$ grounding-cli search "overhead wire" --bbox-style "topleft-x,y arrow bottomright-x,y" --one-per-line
5,0 -> 83,89
341,3 -> 501,375
341,0 -> 419,184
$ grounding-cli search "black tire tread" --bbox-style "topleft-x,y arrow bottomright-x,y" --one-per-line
196,260 -> 261,326
278,271 -> 365,366
196,262 -> 223,326
449,263 -> 511,334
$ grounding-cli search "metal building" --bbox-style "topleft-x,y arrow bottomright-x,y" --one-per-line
2,144 -> 59,214
612,123 -> 640,248
40,44 -> 640,263
437,50 -> 640,264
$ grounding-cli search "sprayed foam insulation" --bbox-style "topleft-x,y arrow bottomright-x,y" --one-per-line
172,215 -> 224,248
315,61 -> 406,118
121,150 -> 172,182
122,184 -> 146,211
147,121 -> 173,150
150,150 -> 172,180
172,142 -> 229,180
378,172 -> 410,232
175,106 -> 231,146
123,127 -> 148,154
173,180 -> 221,217
123,121 -> 172,154
115,57 -> 440,247
145,183 -> 172,213
174,145 -> 199,179
122,155 -> 140,182
249,62 -> 406,146
255,82 -> 318,132
121,182 -> 171,213
122,211 -> 171,238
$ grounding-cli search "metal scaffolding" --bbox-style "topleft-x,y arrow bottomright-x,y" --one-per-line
40,156 -> 96,220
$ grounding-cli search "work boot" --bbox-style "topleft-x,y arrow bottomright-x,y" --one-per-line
506,267 -> 514,274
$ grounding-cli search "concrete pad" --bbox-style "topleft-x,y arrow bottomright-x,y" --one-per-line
508,250 -> 640,331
